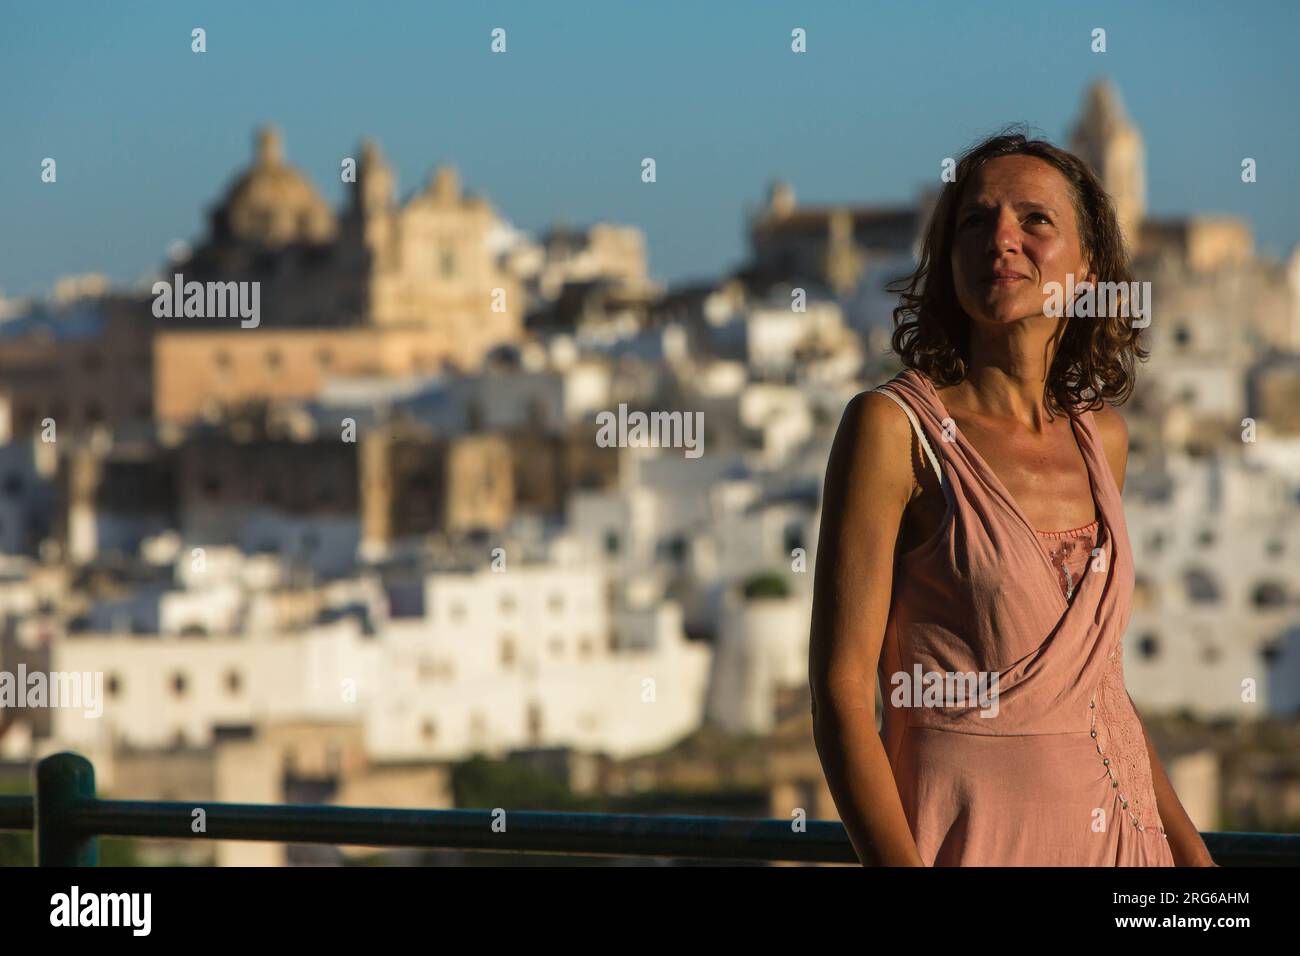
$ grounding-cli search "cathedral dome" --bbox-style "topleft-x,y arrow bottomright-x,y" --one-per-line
213,127 -> 337,246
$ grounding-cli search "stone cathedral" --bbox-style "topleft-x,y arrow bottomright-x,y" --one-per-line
154,127 -> 527,422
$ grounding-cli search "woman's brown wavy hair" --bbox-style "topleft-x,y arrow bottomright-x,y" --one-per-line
887,125 -> 1149,414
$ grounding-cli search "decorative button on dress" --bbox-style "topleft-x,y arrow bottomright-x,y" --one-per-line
871,368 -> 1173,866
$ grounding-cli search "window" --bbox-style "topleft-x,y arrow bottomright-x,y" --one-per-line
1137,634 -> 1160,660
1184,569 -> 1221,604
500,637 -> 516,668
226,670 -> 242,695
418,657 -> 444,681
265,349 -> 282,369
171,672 -> 187,697
527,701 -> 543,741
440,249 -> 456,277
548,593 -> 565,613
107,674 -> 121,698
1133,576 -> 1157,612
604,531 -> 621,556
470,711 -> 487,741
1252,581 -> 1288,608
214,350 -> 232,369
499,593 -> 516,614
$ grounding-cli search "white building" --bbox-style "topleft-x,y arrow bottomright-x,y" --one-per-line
48,560 -> 710,766
51,616 -> 382,762
706,589 -> 812,733
1122,447 -> 1300,718
372,564 -> 709,760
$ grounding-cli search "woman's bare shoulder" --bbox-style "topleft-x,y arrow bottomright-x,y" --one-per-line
839,389 -> 918,451
825,390 -> 919,503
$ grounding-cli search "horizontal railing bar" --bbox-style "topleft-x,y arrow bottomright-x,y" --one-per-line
66,798 -> 864,862
0,795 -> 33,831
1200,831 -> 1300,867
3,792 -> 1299,864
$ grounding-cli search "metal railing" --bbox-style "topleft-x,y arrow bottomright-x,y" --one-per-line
1,752 -> 1297,866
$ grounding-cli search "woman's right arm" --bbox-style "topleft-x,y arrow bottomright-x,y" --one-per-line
809,390 -> 926,867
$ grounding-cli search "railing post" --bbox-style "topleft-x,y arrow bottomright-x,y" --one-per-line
35,752 -> 98,866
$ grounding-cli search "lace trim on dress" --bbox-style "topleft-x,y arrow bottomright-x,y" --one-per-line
1035,519 -> 1100,601
1090,641 -> 1168,837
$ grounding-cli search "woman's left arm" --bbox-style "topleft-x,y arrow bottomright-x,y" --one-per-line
1129,692 -> 1218,866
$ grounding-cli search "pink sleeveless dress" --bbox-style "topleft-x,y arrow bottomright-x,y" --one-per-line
871,368 -> 1173,866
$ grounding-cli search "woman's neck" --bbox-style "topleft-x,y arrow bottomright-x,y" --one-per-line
951,321 -> 1060,426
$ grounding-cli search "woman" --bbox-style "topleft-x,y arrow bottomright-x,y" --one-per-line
808,129 -> 1216,867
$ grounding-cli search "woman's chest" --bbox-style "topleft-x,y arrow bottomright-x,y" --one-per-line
955,418 -> 1098,531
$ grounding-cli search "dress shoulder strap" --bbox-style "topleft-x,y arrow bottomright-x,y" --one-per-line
872,385 -> 953,504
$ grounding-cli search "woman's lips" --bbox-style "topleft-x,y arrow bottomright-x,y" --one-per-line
988,275 -> 1026,286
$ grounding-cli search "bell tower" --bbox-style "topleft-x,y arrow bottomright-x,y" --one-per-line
1068,78 -> 1146,253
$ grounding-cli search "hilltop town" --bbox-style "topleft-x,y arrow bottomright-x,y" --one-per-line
1,80 -> 1298,864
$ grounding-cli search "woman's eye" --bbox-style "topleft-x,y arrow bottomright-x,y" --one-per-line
960,213 -> 983,227
1026,212 -> 1051,224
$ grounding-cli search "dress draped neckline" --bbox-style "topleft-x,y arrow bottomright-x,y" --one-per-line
872,367 -> 1136,737
909,368 -> 1110,617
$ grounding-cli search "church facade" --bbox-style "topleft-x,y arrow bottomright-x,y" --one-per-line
154,128 -> 526,423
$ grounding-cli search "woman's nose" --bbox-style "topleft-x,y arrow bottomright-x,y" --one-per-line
987,211 -> 1022,255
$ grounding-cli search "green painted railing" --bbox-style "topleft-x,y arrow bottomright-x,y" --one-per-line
1,752 -> 1297,866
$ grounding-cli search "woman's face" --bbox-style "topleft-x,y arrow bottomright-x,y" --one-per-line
950,154 -> 1094,328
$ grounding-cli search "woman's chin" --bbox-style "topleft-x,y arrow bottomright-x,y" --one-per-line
969,307 -> 1040,326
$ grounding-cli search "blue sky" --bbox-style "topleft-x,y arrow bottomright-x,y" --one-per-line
2,0 -> 1296,299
